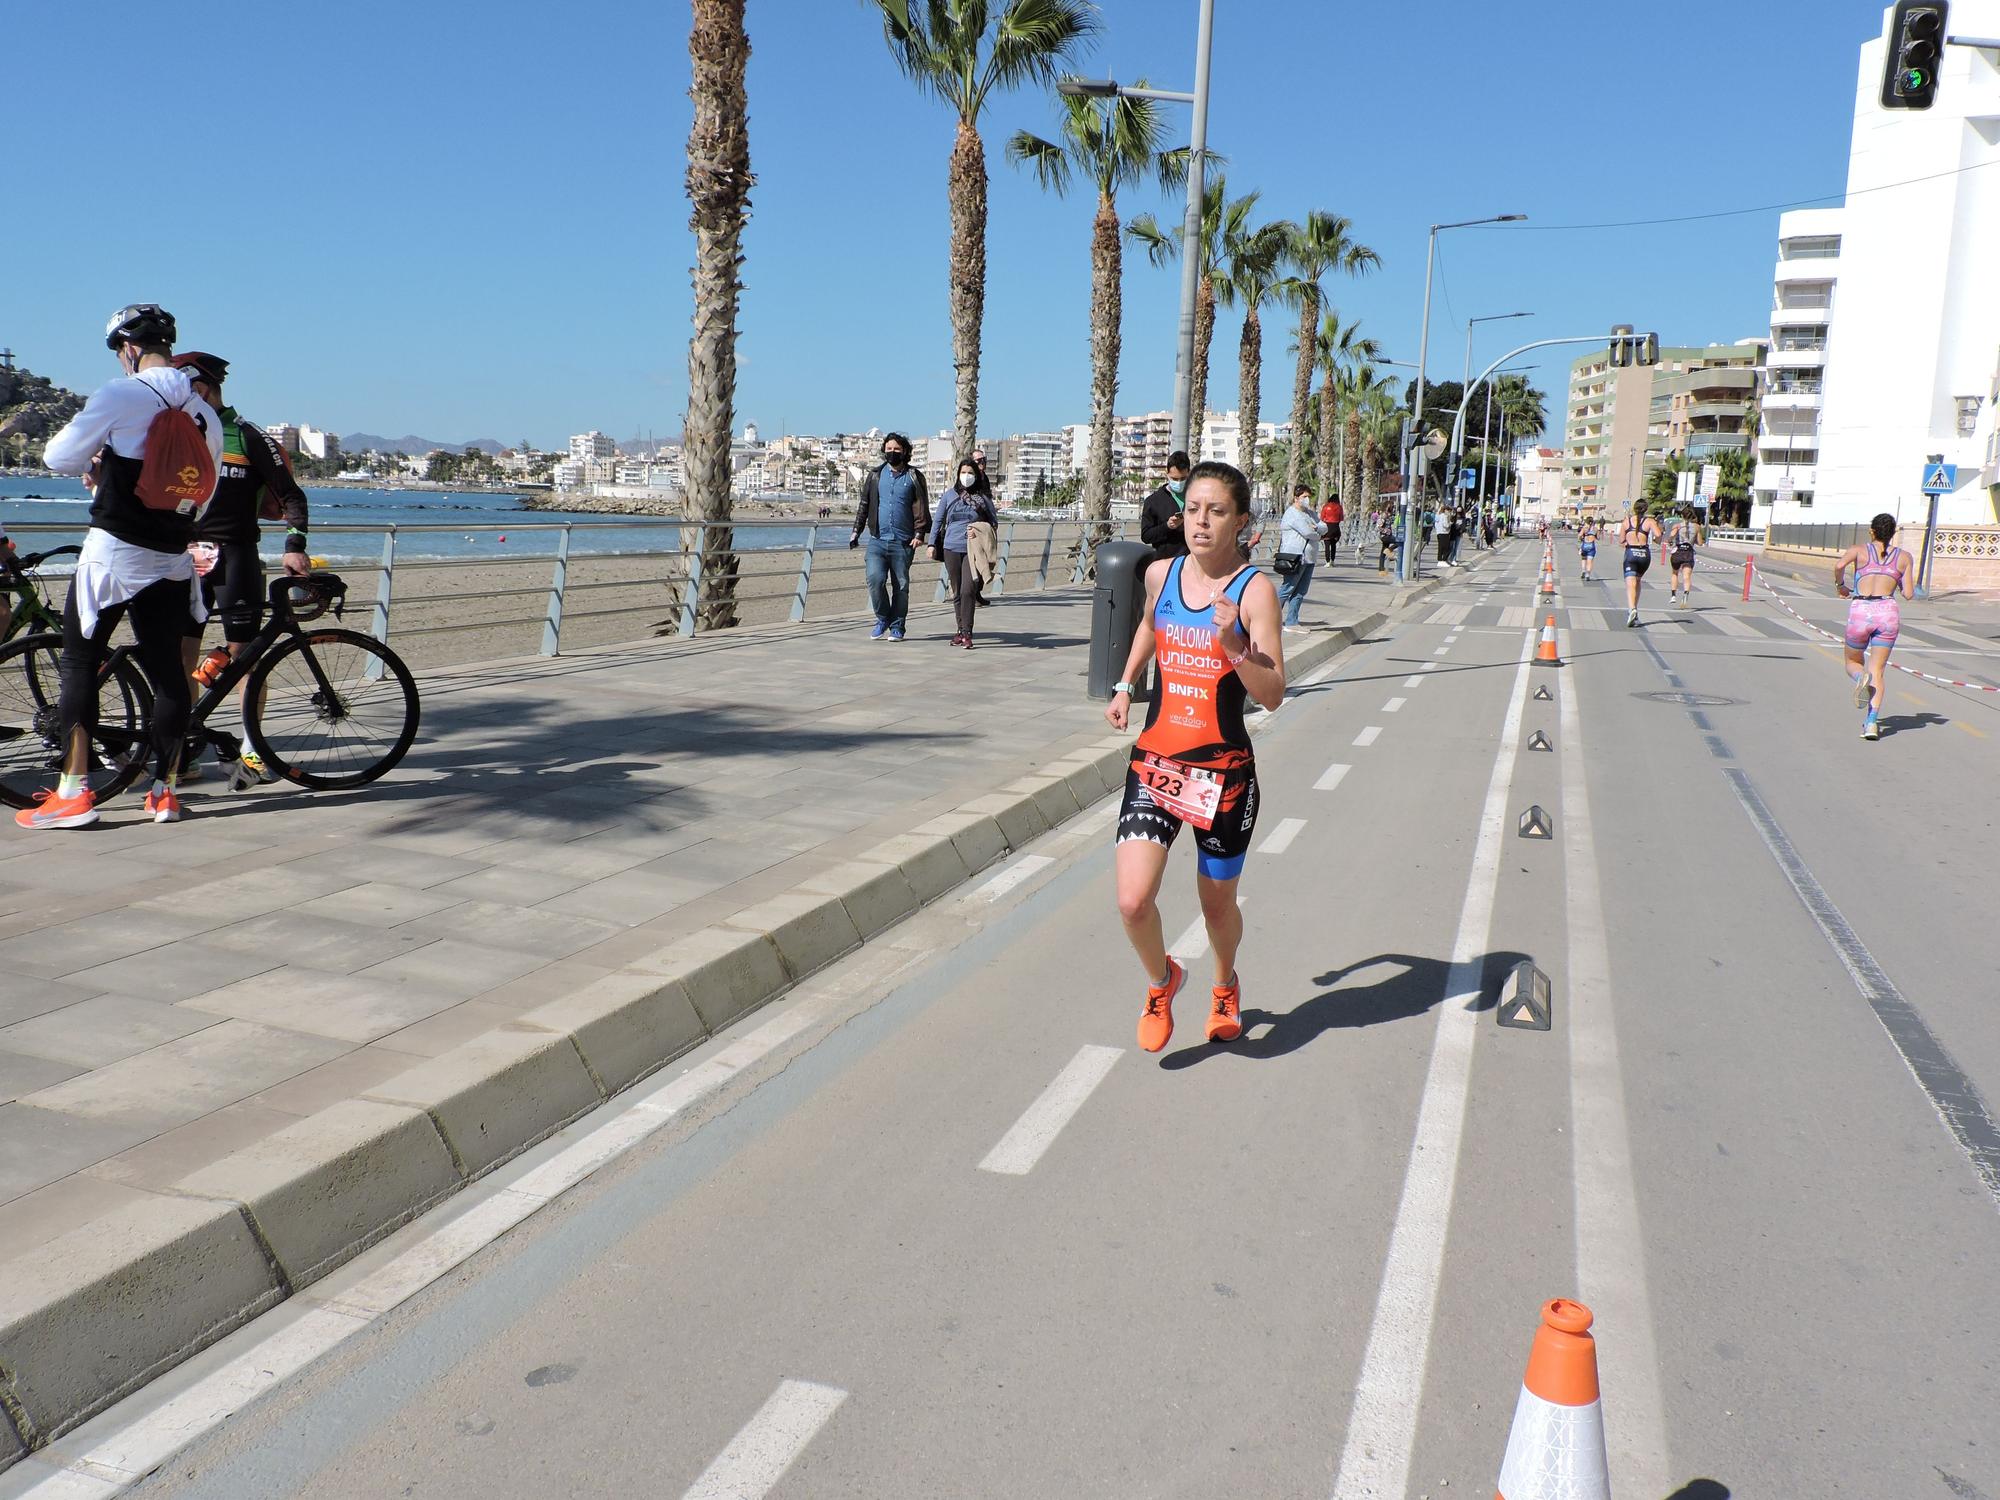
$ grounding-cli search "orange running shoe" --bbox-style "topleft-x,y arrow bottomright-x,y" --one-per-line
144,785 -> 183,824
1137,957 -> 1186,1053
1206,976 -> 1243,1043
15,786 -> 98,830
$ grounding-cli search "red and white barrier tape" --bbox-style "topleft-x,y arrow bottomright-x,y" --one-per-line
1713,561 -> 2000,694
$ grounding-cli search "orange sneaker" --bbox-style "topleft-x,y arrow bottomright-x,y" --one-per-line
15,786 -> 98,830
144,785 -> 183,824
1206,976 -> 1243,1043
1137,957 -> 1186,1053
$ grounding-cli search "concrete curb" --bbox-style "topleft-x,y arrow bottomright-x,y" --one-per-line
0,578 -> 1439,1470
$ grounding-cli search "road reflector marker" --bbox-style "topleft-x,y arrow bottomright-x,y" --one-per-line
1528,730 -> 1552,752
1533,685 -> 1553,701
1497,961 -> 1553,1031
1518,805 -> 1552,840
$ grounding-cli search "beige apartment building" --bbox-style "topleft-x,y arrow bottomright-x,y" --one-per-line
1562,341 -> 1764,512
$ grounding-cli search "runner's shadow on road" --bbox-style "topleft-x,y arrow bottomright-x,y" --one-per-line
1664,1483 -> 1730,1500
1877,711 -> 1948,737
1159,949 -> 1528,1068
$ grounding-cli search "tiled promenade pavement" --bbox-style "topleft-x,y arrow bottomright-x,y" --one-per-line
0,561 -> 1410,1263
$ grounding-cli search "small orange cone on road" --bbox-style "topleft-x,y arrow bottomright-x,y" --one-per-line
1535,614 -> 1561,664
1494,1299 -> 1610,1500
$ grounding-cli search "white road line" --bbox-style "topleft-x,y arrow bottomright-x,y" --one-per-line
681,1379 -> 849,1500
1169,896 -> 1246,961
970,854 -> 1055,902
1352,726 -> 1382,747
977,1044 -> 1124,1176
1433,647 -> 1451,657
1402,675 -> 1425,688
1419,661 -> 1440,673
1314,763 -> 1352,791
5,998 -> 842,1497
1331,631 -> 1536,1500
1257,817 -> 1307,854
1298,655 -> 1347,687
1381,696 -> 1406,713
1557,655 -> 1671,1495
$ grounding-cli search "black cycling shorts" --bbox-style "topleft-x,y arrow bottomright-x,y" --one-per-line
1116,757 -> 1259,881
1623,548 -> 1651,580
186,542 -> 265,644
1671,546 -> 1695,571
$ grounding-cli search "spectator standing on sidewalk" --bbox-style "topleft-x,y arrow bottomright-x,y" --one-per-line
850,432 -> 930,641
1139,450 -> 1192,558
932,456 -> 999,648
1319,493 -> 1343,565
1274,486 -> 1326,628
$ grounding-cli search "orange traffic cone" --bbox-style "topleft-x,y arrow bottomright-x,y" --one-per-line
1535,614 -> 1561,664
1494,1299 -> 1609,1500
1539,567 -> 1556,598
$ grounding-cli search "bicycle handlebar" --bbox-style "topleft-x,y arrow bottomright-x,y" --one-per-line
8,546 -> 81,571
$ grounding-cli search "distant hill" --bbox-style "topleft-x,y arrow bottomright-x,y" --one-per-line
343,434 -> 505,456
0,364 -> 85,465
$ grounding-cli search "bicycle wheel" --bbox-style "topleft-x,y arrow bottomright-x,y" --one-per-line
0,634 -> 153,810
243,629 -> 420,790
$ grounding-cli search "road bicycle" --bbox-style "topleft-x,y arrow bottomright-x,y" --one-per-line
0,570 -> 420,809
1,546 -> 79,642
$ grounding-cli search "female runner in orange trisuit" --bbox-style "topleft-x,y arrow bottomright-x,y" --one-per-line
1106,461 -> 1287,1052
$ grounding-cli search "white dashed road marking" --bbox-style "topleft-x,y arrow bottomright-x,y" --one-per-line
1258,817 -> 1307,854
1352,726 -> 1382,748
681,1379 -> 850,1500
1314,763 -> 1352,792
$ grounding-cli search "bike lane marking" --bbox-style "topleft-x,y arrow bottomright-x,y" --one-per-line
680,1379 -> 849,1500
1330,630 -> 1536,1500
976,1044 -> 1125,1177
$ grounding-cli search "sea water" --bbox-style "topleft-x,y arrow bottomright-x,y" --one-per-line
0,478 -> 825,562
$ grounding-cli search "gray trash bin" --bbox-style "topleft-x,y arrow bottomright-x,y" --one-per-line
1088,540 -> 1155,701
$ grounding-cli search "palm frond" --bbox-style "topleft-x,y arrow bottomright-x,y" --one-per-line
1125,212 -> 1178,268
1006,129 -> 1073,195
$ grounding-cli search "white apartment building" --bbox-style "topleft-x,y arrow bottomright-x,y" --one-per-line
1513,444 -> 1564,517
1116,410 -> 1174,499
1761,1 -> 2000,527
297,425 -> 339,462
1753,208 -> 1840,517
1005,431 -> 1065,501
551,459 -> 585,491
568,430 -> 616,465
1060,423 -> 1092,476
265,423 -> 300,455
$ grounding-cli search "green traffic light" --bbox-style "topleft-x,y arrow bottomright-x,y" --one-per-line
1904,67 -> 1929,90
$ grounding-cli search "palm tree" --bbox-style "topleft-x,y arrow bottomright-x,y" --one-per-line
682,0 -> 754,631
1214,204 -> 1293,486
1357,386 -> 1403,518
1312,313 -> 1382,501
1128,174 -> 1230,453
1282,212 -> 1380,500
1340,365 -> 1396,511
1007,87 -> 1177,524
870,0 -> 1098,460
1494,373 -> 1548,445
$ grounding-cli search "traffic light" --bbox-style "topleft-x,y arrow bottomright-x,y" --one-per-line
1881,0 -> 1948,110
1606,330 -> 1660,368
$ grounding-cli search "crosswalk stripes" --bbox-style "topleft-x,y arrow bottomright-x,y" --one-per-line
1499,606 -> 1536,629
1704,611 -> 1764,638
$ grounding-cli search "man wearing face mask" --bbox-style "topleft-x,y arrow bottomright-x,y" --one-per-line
1139,451 -> 1192,559
849,432 -> 930,641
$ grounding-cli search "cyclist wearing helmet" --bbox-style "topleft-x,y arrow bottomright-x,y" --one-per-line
16,304 -> 222,829
172,351 -> 310,780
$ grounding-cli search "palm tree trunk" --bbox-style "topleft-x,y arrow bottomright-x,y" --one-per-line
1343,408 -> 1362,513
1237,304 -> 1261,485
948,118 -> 987,459
1316,375 -> 1337,501
1189,274 -> 1214,454
1285,287 -> 1318,499
1362,436 -> 1381,512
681,0 -> 752,633
1086,192 -> 1120,524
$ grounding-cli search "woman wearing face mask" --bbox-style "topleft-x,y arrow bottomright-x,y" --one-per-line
932,457 -> 999,647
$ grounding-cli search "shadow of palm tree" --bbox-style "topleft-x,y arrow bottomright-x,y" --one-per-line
1160,948 -> 1530,1068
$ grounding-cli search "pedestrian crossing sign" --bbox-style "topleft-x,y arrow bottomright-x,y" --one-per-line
1921,462 -> 1956,494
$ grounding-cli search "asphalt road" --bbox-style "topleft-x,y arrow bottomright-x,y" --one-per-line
37,538 -> 2000,1500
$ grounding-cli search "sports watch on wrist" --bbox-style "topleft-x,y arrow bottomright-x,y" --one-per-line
1113,681 -> 1135,695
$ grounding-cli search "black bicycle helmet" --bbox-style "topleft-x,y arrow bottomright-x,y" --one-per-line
104,303 -> 177,351
171,351 -> 229,386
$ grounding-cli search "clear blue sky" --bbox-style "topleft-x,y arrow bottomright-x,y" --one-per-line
5,1 -> 1882,448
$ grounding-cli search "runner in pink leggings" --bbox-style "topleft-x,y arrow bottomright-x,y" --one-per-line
1833,512 -> 1914,742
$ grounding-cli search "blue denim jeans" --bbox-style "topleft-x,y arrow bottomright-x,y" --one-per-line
864,534 -> 913,628
1277,558 -> 1314,625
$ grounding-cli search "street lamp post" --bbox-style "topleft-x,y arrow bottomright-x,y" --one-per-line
1401,215 -> 1527,582
1451,311 -> 1530,538
1059,0 -> 1214,459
